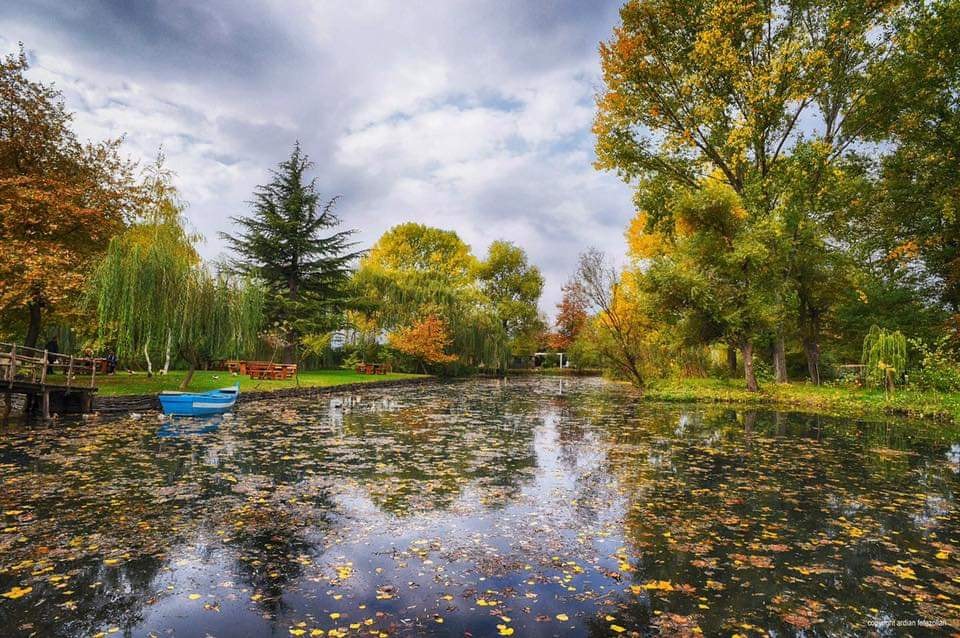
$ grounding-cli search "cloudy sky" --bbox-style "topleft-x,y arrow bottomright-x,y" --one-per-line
1,0 -> 634,315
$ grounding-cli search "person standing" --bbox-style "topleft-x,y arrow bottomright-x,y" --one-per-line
104,348 -> 117,375
44,336 -> 59,375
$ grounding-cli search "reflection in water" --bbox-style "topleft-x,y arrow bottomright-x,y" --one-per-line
1,377 -> 959,636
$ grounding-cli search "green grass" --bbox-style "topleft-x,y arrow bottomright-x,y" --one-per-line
72,369 -> 427,396
643,377 -> 960,422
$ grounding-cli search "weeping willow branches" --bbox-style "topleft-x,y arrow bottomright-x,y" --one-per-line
90,221 -> 264,388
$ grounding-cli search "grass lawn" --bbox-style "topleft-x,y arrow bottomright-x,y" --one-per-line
644,377 -> 960,423
75,369 -> 427,396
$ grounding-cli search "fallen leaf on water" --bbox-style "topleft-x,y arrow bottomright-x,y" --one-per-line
1,586 -> 32,599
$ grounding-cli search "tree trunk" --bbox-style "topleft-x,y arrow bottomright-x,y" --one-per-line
741,340 -> 759,392
24,301 -> 42,348
802,336 -> 821,385
161,329 -> 172,375
143,336 -> 153,377
773,332 -> 788,383
726,344 -> 737,376
178,361 -> 196,391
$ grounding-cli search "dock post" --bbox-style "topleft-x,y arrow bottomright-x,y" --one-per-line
42,390 -> 50,420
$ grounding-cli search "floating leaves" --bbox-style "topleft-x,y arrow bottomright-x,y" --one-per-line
1,586 -> 32,599
0,378 -> 958,636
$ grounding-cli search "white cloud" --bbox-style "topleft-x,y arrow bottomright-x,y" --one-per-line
0,1 -> 634,316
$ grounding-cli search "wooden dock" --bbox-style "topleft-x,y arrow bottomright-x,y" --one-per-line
1,342 -> 99,421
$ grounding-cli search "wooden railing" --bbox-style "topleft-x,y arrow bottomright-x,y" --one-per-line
0,342 -> 99,389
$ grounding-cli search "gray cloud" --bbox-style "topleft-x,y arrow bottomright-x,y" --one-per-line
1,0 -> 634,316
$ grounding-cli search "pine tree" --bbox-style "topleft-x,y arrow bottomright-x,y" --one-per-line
221,143 -> 362,362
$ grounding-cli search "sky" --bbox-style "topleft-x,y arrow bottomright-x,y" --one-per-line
1,0 -> 635,317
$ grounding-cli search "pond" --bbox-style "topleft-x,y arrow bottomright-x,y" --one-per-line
1,377 -> 959,637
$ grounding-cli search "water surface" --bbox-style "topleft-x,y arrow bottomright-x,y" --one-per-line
1,377 -> 959,636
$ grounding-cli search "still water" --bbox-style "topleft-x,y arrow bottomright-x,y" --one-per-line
1,377 -> 959,637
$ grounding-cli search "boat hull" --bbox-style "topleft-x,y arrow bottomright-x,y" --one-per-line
159,385 -> 239,416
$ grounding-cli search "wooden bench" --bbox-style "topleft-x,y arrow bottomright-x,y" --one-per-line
226,359 -> 245,374
246,361 -> 297,380
354,362 -> 392,375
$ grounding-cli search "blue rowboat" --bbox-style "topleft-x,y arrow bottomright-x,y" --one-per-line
158,383 -> 239,416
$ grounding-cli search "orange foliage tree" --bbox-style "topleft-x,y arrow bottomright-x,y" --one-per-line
0,46 -> 139,346
389,315 -> 458,372
550,280 -> 589,351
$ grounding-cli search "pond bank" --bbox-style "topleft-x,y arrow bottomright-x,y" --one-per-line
94,374 -> 438,413
644,377 -> 960,423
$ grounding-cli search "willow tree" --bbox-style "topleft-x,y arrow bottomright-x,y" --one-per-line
174,269 -> 264,389
861,325 -> 907,395
90,155 -> 198,375
352,224 -> 513,371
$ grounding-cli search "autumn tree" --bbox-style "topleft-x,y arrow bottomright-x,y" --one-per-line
640,181 -> 777,391
353,224 -> 507,370
0,46 -> 139,346
389,314 -> 458,373
596,0 -> 898,382
575,248 -> 653,389
364,223 -> 477,288
551,280 -> 589,351
222,143 -> 362,363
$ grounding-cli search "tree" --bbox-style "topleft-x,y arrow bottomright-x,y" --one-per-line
861,325 -> 907,395
174,270 -> 264,389
641,181 -> 776,391
90,154 -> 200,375
857,0 -> 960,327
771,144 -> 867,383
389,315 -> 458,373
364,223 -> 477,288
0,46 -> 140,346
353,224 -> 507,371
552,280 -> 589,351
596,0 -> 898,382
476,240 -> 545,365
222,143 -> 362,363
575,248 -> 651,389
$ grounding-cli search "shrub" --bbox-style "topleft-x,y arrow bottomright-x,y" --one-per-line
908,337 -> 960,392
862,325 -> 907,394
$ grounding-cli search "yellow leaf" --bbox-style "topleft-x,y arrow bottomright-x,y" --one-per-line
556,614 -> 569,622
1,586 -> 32,599
188,593 -> 202,600
611,625 -> 626,633
290,630 -> 306,636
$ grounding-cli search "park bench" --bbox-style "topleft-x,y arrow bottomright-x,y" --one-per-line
354,362 -> 392,375
246,361 -> 297,380
225,359 -> 245,374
